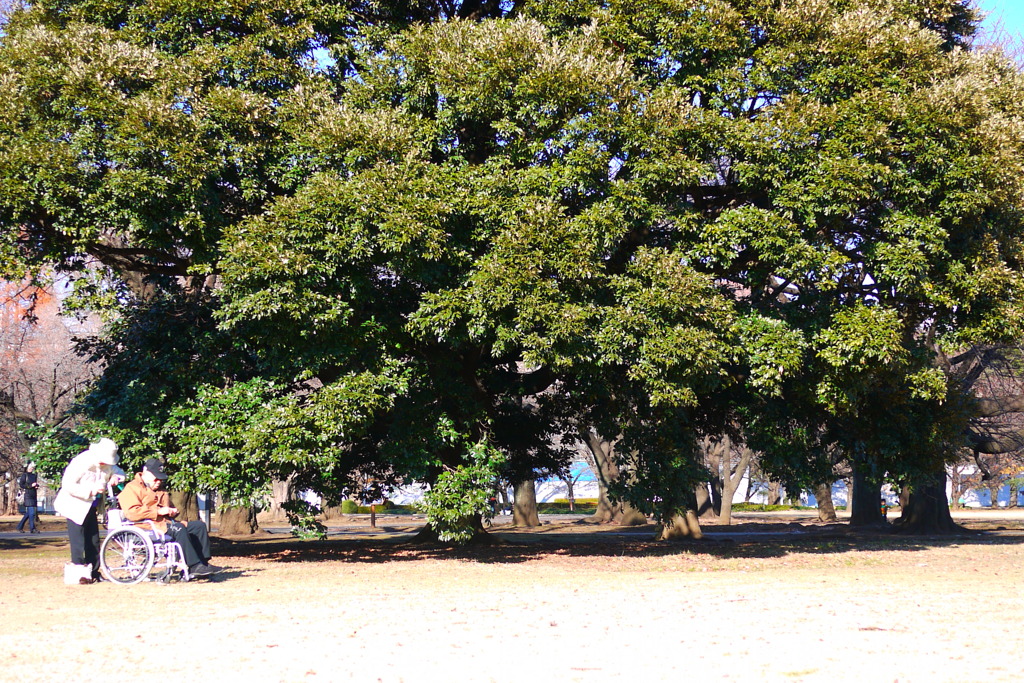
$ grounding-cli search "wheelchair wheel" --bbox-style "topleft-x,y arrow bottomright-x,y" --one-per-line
100,527 -> 155,585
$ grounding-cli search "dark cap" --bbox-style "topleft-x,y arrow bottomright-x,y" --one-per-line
143,457 -> 168,480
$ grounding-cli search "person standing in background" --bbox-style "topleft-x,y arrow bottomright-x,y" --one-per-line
16,462 -> 40,533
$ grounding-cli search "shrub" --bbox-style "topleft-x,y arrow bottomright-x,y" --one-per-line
281,500 -> 328,540
341,499 -> 359,514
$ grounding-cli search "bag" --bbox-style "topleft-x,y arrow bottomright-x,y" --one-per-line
64,563 -> 93,585
16,490 -> 24,505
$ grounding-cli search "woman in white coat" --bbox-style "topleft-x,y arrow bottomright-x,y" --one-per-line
53,438 -> 125,583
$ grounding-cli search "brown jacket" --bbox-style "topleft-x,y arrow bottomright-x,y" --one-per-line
118,473 -> 173,533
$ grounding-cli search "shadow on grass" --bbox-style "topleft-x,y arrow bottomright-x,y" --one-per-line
7,519 -> 1023,566
208,524 -> 1024,566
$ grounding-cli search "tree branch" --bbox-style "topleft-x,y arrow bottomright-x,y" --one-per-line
967,427 -> 1024,455
973,396 -> 1024,418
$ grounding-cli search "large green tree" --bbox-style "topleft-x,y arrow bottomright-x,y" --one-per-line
3,0 -> 1024,539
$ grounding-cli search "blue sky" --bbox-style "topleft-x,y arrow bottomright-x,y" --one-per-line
978,0 -> 1024,41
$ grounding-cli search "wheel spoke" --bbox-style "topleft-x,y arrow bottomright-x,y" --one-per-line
101,529 -> 154,584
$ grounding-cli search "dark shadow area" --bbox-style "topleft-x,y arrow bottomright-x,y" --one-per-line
7,515 -> 1024,566
205,524 -> 1024,566
0,537 -> 66,551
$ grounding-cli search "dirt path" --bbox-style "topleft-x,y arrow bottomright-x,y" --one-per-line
2,512 -> 1023,682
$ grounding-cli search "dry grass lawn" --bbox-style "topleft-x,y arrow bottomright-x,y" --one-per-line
2,510 -> 1023,682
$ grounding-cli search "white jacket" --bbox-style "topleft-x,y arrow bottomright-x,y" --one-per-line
53,440 -> 126,525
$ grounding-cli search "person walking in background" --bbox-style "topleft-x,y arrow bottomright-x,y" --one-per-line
16,462 -> 40,533
53,438 -> 125,584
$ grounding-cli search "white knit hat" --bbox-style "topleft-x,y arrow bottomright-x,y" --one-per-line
88,438 -> 119,465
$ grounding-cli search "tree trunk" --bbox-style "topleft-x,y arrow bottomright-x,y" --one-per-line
1010,484 -> 1020,508
892,472 -> 964,534
899,484 -> 911,509
2,474 -> 18,516
617,504 -> 648,526
321,505 -> 344,521
695,483 -> 717,520
702,436 -> 727,516
849,466 -> 885,527
169,490 -> 199,523
498,487 -> 511,515
949,467 -> 963,509
766,481 -> 783,506
718,446 -> 752,526
581,429 -> 646,526
709,477 -> 724,516
584,429 -> 621,523
815,482 -> 838,523
656,510 -> 703,540
218,505 -> 259,535
559,476 -> 576,512
512,477 -> 540,527
269,478 -> 295,521
986,482 -> 1001,508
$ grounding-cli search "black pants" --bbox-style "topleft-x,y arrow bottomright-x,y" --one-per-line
166,520 -> 212,568
67,506 -> 100,575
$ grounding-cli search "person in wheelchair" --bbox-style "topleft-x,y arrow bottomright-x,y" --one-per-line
118,458 -> 224,578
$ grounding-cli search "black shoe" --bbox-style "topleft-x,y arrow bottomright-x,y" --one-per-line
17,528 -> 25,533
190,563 -> 223,577
30,529 -> 40,534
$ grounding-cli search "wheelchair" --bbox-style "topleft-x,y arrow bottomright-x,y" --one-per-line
98,486 -> 192,585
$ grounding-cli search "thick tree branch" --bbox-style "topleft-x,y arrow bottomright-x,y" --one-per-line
967,427 -> 1024,455
973,396 -> 1024,418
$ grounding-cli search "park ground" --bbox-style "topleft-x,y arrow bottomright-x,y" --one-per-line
2,510 -> 1024,683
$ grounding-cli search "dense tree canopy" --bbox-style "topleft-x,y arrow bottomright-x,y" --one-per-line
3,0 -> 1024,538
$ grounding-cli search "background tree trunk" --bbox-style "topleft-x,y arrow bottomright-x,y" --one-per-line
584,430 -> 622,523
892,472 -> 963,534
497,487 -> 511,515
718,445 -> 752,526
986,482 -> 1001,508
170,490 -> 199,522
321,505 -> 343,521
218,505 -> 259,535
617,504 -> 648,526
512,478 -> 540,527
657,510 -> 703,540
559,475 -> 576,511
849,467 -> 885,527
767,481 -> 783,506
269,477 -> 295,521
702,436 -> 727,516
949,467 -> 964,509
815,483 -> 838,523
3,473 -> 18,516
899,484 -> 912,509
695,483 -> 717,520
580,430 -> 649,526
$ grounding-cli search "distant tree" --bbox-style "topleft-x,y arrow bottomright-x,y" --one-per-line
701,434 -> 753,526
0,277 -> 97,510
